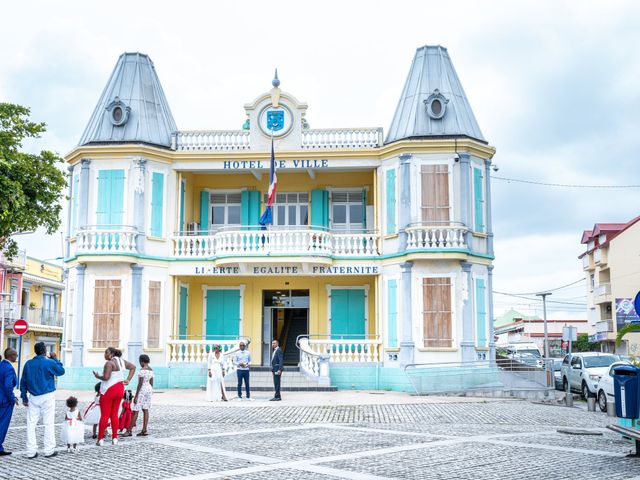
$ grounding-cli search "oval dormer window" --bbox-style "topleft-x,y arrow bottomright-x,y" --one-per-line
424,89 -> 448,120
106,97 -> 130,126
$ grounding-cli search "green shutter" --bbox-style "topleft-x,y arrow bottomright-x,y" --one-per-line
387,280 -> 398,347
362,188 -> 367,230
151,172 -> 164,237
475,279 -> 487,348
179,180 -> 185,233
200,191 -> 209,233
386,169 -> 396,234
96,169 -> 125,228
241,190 -> 261,228
331,289 -> 365,339
109,170 -> 125,226
474,168 -> 484,232
206,289 -> 240,339
311,189 -> 329,230
178,286 -> 188,339
96,170 -> 111,226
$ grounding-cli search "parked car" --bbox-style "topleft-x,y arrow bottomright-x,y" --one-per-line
550,358 -> 564,390
561,353 -> 618,399
596,361 -> 632,412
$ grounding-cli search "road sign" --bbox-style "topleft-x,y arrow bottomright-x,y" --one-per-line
562,325 -> 577,342
12,318 -> 29,336
635,291 -> 640,321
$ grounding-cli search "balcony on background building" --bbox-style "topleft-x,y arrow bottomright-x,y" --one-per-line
582,254 -> 594,270
0,249 -> 27,270
0,302 -> 22,324
173,226 -> 379,259
594,247 -> 608,265
21,306 -> 64,328
594,283 -> 612,304
406,223 -> 469,250
595,320 -> 614,334
74,225 -> 139,255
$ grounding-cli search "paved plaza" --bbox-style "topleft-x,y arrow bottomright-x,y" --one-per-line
2,391 -> 640,479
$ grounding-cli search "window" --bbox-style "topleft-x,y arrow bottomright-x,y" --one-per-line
42,293 -> 58,325
92,279 -> 122,348
150,172 -> 164,237
385,169 -> 397,235
270,192 -> 308,226
331,191 -> 364,231
96,169 -> 125,227
210,192 -> 241,229
421,165 -> 449,223
473,167 -> 485,232
9,279 -> 18,304
422,277 -> 452,348
7,337 -> 18,351
147,281 -> 161,348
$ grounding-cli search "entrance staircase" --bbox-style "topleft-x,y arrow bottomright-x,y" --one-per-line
283,316 -> 308,365
223,366 -> 337,392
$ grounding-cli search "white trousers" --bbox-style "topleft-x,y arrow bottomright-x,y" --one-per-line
26,391 -> 56,456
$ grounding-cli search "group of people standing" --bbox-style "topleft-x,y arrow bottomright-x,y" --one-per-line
0,342 -> 154,458
205,339 -> 284,402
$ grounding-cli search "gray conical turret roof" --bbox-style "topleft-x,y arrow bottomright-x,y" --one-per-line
386,45 -> 485,144
79,52 -> 177,148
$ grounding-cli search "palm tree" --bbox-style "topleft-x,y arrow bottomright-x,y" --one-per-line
616,323 -> 640,347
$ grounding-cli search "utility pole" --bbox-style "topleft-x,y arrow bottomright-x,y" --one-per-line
536,292 -> 552,359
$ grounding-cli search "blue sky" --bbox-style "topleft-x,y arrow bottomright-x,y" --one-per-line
2,0 -> 639,319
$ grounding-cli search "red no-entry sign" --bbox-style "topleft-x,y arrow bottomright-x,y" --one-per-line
13,319 -> 28,336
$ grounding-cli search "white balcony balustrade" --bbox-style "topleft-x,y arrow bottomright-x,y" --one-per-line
173,228 -> 379,258
406,223 -> 468,250
75,225 -> 139,254
167,337 -> 250,374
303,335 -> 382,364
173,130 -> 250,151
0,249 -> 26,270
595,320 -> 614,334
301,128 -> 383,149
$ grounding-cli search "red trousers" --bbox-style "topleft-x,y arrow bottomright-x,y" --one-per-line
98,382 -> 124,440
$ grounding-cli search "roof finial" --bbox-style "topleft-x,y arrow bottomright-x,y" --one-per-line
272,68 -> 280,88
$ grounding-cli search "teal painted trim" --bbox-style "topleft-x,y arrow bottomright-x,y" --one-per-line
241,191 -> 261,227
330,289 -> 365,338
179,286 -> 188,338
179,180 -> 186,232
96,169 -> 125,227
387,279 -> 398,347
200,191 -> 209,230
385,169 -> 396,235
473,167 -> 485,232
311,189 -> 329,229
205,289 -> 240,338
475,278 -> 487,347
151,172 -> 164,237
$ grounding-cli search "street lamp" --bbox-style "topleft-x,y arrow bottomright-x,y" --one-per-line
536,292 -> 552,359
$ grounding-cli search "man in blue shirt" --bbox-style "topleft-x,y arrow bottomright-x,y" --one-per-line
20,342 -> 65,459
0,348 -> 19,456
233,341 -> 251,400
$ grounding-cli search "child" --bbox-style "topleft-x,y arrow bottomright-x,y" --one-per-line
82,383 -> 102,439
61,396 -> 85,452
124,354 -> 154,437
118,390 -> 134,433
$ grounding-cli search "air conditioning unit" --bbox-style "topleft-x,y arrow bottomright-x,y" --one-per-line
187,222 -> 199,235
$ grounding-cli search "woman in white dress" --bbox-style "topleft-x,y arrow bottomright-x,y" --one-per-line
206,345 -> 228,402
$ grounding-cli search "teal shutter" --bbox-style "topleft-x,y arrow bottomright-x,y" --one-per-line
200,191 -> 209,233
96,169 -> 125,227
179,180 -> 185,233
96,170 -> 111,226
311,189 -> 329,230
71,174 -> 79,234
473,168 -> 484,232
475,279 -> 487,347
362,188 -> 367,230
109,170 -> 125,226
331,289 -> 365,339
386,169 -> 396,234
241,190 -> 261,228
178,286 -> 188,339
150,172 -> 164,237
206,289 -> 240,339
387,280 -> 398,347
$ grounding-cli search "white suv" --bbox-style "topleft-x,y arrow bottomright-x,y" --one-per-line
561,353 -> 618,399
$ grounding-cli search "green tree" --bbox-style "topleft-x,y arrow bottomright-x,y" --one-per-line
0,103 -> 67,258
573,333 -> 599,352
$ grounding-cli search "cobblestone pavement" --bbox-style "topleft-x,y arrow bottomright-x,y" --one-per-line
2,399 -> 640,479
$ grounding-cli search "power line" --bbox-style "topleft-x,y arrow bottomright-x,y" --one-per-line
491,175 -> 640,189
494,278 -> 585,296
493,291 -> 586,306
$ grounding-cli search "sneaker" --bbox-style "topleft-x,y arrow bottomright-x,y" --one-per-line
44,451 -> 58,458
112,438 -> 118,446
72,447 -> 78,453
0,451 -> 12,456
27,453 -> 38,459
66,447 -> 71,453
96,439 -> 104,446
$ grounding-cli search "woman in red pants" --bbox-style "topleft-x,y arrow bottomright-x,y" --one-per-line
93,347 -> 135,445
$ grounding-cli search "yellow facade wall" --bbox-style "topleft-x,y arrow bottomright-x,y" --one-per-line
177,274 -> 377,362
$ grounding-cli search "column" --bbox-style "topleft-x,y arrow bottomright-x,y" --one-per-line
460,261 -> 475,362
399,262 -> 414,366
398,153 -> 412,251
458,153 -> 472,248
65,165 -> 74,259
60,269 -> 69,364
78,159 -> 91,228
133,158 -> 147,253
71,264 -> 86,367
487,265 -> 496,362
128,265 -> 144,362
484,160 -> 494,257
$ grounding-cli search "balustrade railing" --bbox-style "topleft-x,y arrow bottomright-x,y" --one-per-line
301,128 -> 383,149
21,306 -> 64,327
167,336 -> 250,374
76,225 -> 138,254
406,223 -> 468,250
304,335 -> 382,363
173,228 -> 378,258
0,249 -> 26,270
172,130 -> 250,151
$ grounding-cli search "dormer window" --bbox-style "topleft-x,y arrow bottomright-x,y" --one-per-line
424,89 -> 448,120
106,96 -> 131,126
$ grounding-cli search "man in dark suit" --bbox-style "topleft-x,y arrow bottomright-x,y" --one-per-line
270,339 -> 284,401
0,348 -> 19,456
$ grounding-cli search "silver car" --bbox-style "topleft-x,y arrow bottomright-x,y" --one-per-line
561,353 -> 618,399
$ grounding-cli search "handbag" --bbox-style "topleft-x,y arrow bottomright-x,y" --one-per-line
83,401 -> 101,425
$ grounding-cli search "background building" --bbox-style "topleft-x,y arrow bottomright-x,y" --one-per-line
61,45 -> 496,391
580,216 -> 640,354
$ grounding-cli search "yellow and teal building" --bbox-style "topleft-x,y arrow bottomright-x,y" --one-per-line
60,45 -> 496,391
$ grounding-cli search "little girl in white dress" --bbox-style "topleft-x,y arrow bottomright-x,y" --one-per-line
61,396 -> 85,452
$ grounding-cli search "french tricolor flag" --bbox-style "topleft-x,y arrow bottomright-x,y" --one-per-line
259,137 -> 277,226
